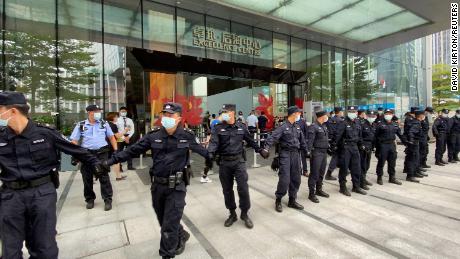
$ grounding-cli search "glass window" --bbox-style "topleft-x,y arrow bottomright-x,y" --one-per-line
143,1 -> 175,53
291,37 -> 306,72
321,45 -> 333,110
334,48 -> 345,108
103,44 -> 126,112
273,33 -> 289,70
205,16 -> 231,62
177,8 -> 205,58
306,41 -> 321,102
58,0 -> 103,42
103,0 -> 142,48
253,28 -> 272,68
4,0 -> 56,123
230,22 -> 253,65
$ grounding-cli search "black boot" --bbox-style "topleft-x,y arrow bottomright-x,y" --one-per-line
325,170 -> 337,180
389,176 -> 402,185
419,167 -> 428,172
352,186 -> 367,195
415,172 -> 424,178
240,212 -> 254,229
377,176 -> 383,185
339,183 -> 351,196
448,159 -> 458,163
364,178 -> 373,186
86,200 -> 95,209
316,187 -> 330,198
175,230 -> 190,255
288,198 -> 304,210
275,198 -> 282,213
104,200 -> 112,211
421,163 -> 431,168
435,161 -> 445,166
360,182 -> 370,190
308,190 -> 319,203
224,210 -> 238,227
406,176 -> 420,183
418,171 -> 428,177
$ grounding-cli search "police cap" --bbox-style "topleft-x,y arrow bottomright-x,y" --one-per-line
86,104 -> 102,112
410,106 -> 419,113
333,107 -> 343,113
0,91 -> 26,106
316,110 -> 327,117
367,110 -> 377,116
415,110 -> 425,116
377,107 -> 384,111
425,106 -> 434,113
384,109 -> 393,114
441,108 -> 449,114
287,106 -> 302,116
162,102 -> 182,114
347,105 -> 358,111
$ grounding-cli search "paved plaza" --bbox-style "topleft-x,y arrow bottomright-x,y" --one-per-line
42,143 -> 460,258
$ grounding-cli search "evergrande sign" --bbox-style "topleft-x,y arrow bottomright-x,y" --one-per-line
192,26 -> 261,57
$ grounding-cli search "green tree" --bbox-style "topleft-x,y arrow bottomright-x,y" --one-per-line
432,63 -> 459,111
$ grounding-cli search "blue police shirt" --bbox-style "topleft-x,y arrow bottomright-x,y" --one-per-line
70,120 -> 114,150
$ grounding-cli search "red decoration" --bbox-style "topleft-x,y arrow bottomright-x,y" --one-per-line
255,93 -> 274,130
159,94 -> 204,127
295,97 -> 303,109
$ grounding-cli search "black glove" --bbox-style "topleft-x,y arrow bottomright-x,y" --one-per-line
205,158 -> 213,169
304,151 -> 311,158
271,156 -> 280,172
259,149 -> 270,159
71,157 -> 79,166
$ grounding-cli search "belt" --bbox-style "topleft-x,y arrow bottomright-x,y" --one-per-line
3,175 -> 52,190
152,173 -> 183,187
89,146 -> 110,155
220,154 -> 242,161
280,147 -> 300,152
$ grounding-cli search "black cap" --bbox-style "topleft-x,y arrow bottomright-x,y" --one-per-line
347,105 -> 358,111
357,109 -> 366,115
384,109 -> 393,114
456,109 -> 460,113
441,109 -> 449,114
0,91 -> 27,106
334,107 -> 343,113
377,107 -> 384,111
410,106 -> 419,113
162,102 -> 182,114
425,106 -> 434,112
86,104 -> 102,112
367,110 -> 377,116
221,104 -> 236,112
415,110 -> 425,116
287,106 -> 302,116
316,110 -> 327,117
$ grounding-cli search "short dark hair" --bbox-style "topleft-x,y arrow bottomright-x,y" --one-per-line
5,104 -> 30,116
119,106 -> 128,111
106,112 -> 119,122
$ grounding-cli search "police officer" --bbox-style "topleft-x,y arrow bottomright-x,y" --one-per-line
325,107 -> 344,180
105,103 -> 211,259
70,104 -> 118,211
375,107 -> 385,124
306,110 -> 330,203
448,109 -> 460,162
403,107 -> 419,174
374,109 -> 405,184
264,106 -> 308,211
0,92 -> 106,259
420,107 -> 434,168
298,116 -> 309,177
332,106 -> 367,196
208,104 -> 268,228
358,110 -> 376,190
432,109 -> 450,166
404,110 -> 426,181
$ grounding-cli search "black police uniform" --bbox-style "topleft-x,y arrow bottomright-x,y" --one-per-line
374,116 -> 405,183
307,119 -> 329,201
448,111 -> 460,162
325,114 -> 344,179
265,119 -> 308,202
0,118 -> 101,258
208,119 -> 261,220
419,115 -> 430,167
298,118 -> 309,173
432,113 -> 450,164
404,117 -> 423,179
108,112 -> 209,258
333,114 -> 364,194
358,115 -> 375,188
403,114 -> 417,174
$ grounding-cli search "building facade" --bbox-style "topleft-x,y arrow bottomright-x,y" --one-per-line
0,0 -> 432,135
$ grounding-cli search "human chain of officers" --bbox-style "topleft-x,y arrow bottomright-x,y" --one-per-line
0,90 -> 459,259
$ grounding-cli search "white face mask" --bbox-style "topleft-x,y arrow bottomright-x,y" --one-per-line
347,113 -> 357,120
456,113 -> 460,118
442,113 -> 449,118
295,115 -> 301,122
378,111 -> 383,115
384,115 -> 393,121
120,112 -> 127,117
0,109 -> 12,127
323,117 -> 328,123
94,112 -> 102,121
367,117 -> 376,124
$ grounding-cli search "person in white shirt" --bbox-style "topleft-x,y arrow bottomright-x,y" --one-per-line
246,110 -> 258,134
116,106 -> 136,170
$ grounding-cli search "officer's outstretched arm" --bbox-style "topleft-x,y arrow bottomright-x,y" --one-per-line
243,125 -> 262,152
108,136 -> 151,165
52,130 -> 99,166
207,127 -> 220,154
188,134 -> 209,158
263,126 -> 283,150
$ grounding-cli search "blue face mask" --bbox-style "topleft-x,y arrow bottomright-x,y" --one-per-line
0,109 -> 12,127
222,113 -> 231,122
347,113 -> 357,120
94,112 -> 102,121
161,116 -> 177,129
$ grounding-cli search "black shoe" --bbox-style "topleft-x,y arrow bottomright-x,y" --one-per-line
377,176 -> 383,185
275,199 -> 283,212
422,164 -> 431,169
316,189 -> 330,198
308,193 -> 319,203
389,177 -> 402,185
339,184 -> 351,196
288,199 -> 304,210
175,230 -> 190,255
86,200 -> 95,209
419,168 -> 428,172
418,171 -> 428,177
435,161 -> 445,166
240,213 -> 254,229
415,173 -> 424,178
325,170 -> 337,181
448,159 -> 458,163
364,179 -> 373,186
360,183 -> 370,190
224,211 -> 238,227
406,177 -> 420,183
352,186 -> 367,195
104,200 -> 112,211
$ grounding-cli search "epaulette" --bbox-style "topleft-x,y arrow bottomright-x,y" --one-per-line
184,127 -> 195,135
148,126 -> 161,134
36,123 -> 56,130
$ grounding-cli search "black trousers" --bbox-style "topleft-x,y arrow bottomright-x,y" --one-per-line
301,150 -> 309,171
448,133 -> 460,160
405,143 -> 420,177
0,182 -> 58,259
376,143 -> 397,177
338,145 -> 361,187
118,141 -> 133,168
151,182 -> 187,258
435,133 -> 447,162
327,153 -> 338,172
275,150 -> 301,200
308,149 -> 327,192
80,151 -> 113,202
419,139 -> 429,166
218,159 -> 251,212
359,143 -> 372,182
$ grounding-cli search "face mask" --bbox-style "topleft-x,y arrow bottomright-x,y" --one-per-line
367,117 -> 376,124
384,115 -> 393,121
120,112 -> 127,117
295,115 -> 301,122
323,117 -> 328,123
161,116 -> 176,129
442,113 -> 449,118
347,113 -> 357,120
378,111 -> 383,115
222,113 -> 231,122
0,109 -> 12,127
94,112 -> 102,121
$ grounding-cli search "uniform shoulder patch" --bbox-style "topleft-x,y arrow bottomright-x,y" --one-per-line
184,128 -> 195,135
149,126 -> 161,134
36,123 -> 56,130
